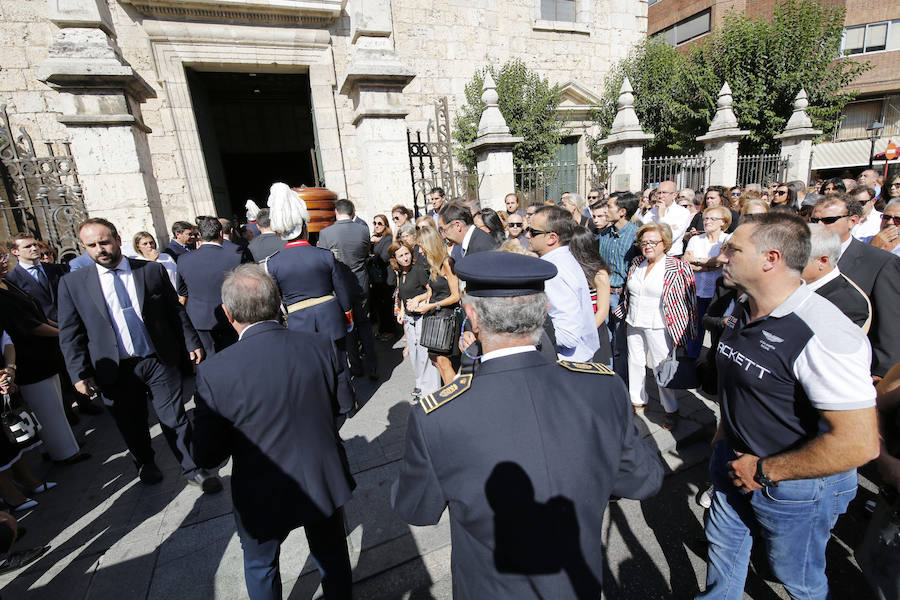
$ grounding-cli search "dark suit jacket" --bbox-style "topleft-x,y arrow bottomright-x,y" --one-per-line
190,321 -> 355,539
58,257 -> 201,386
815,272 -> 871,332
392,351 -> 663,599
450,226 -> 499,261
176,243 -> 243,331
222,237 -> 253,264
317,219 -> 372,293
5,262 -> 67,322
248,232 -> 286,263
162,240 -> 190,262
838,238 -> 900,376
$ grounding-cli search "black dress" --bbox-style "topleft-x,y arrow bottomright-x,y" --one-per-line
370,234 -> 396,334
424,267 -> 460,357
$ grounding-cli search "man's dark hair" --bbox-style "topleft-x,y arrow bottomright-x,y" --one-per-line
610,192 -> 639,220
6,232 -> 36,251
197,216 -> 223,241
742,212 -> 811,273
171,221 -> 193,236
256,208 -> 271,229
815,192 -> 863,218
852,186 -> 876,203
78,217 -> 119,239
706,185 -> 727,199
429,186 -> 445,198
534,205 -> 575,245
218,217 -> 234,236
334,199 -> 355,216
439,202 -> 474,226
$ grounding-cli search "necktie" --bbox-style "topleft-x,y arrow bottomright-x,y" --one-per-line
31,266 -> 50,294
111,269 -> 153,357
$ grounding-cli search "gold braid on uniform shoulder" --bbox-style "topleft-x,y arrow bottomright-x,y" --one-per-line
556,360 -> 614,375
419,374 -> 473,414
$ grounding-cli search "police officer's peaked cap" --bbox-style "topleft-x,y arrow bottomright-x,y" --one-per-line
455,251 -> 557,297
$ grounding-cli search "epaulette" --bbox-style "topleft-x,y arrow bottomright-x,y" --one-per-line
557,360 -> 614,375
419,374 -> 472,414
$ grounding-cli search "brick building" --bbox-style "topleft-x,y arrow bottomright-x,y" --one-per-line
647,0 -> 900,181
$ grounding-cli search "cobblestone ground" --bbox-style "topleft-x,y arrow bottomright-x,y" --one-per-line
0,339 -> 876,599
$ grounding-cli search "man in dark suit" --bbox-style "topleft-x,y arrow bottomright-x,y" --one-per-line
162,221 -> 194,262
318,199 -> 377,378
217,217 -> 254,263
803,223 -> 871,331
438,202 -> 498,263
812,194 -> 900,377
58,218 -> 221,492
247,209 -> 286,263
392,252 -> 663,598
177,217 -> 243,356
190,264 -> 354,600
6,234 -> 68,323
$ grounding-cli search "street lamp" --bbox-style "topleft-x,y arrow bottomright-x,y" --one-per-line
867,120 -> 884,169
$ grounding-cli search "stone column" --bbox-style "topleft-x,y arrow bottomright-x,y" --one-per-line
340,0 -> 414,222
598,78 -> 653,193
774,89 -> 822,184
36,0 -> 166,240
696,83 -> 749,188
465,73 -> 523,211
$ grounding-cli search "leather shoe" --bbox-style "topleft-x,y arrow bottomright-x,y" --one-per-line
187,471 -> 223,494
138,462 -> 164,484
0,545 -> 50,575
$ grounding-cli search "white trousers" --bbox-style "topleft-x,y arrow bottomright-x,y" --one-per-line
404,314 -> 441,396
626,325 -> 678,413
19,374 -> 79,461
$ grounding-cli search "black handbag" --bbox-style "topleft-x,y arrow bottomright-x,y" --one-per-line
420,308 -> 461,354
1,392 -> 42,450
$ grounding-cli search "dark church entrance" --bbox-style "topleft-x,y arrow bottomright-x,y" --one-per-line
186,69 -> 322,219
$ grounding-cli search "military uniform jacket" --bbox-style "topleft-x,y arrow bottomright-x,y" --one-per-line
391,350 -> 664,599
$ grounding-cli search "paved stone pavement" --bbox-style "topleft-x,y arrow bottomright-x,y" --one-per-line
0,339 -> 877,599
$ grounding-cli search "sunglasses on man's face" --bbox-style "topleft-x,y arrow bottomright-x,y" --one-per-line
881,214 -> 900,226
808,214 -> 849,224
508,222 -> 524,228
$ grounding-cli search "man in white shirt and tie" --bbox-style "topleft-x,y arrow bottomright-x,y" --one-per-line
641,180 -> 692,255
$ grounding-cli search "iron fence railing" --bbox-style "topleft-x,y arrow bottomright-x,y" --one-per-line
736,153 -> 789,187
514,161 -> 611,206
642,155 -> 711,191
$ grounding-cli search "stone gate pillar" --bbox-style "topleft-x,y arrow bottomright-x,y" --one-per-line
465,73 -> 522,211
36,0 -> 167,241
774,90 -> 822,184
340,0 -> 414,221
598,78 -> 653,193
696,83 -> 749,188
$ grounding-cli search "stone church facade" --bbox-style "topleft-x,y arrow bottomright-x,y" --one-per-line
0,0 -> 646,244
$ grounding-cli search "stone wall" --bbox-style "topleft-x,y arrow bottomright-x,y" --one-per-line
0,0 -> 647,238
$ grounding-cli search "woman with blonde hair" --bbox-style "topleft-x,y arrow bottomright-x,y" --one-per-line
409,226 -> 461,384
740,199 -> 769,217
683,205 -> 731,357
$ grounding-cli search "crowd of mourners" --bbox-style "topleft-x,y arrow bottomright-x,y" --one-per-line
0,166 -> 898,599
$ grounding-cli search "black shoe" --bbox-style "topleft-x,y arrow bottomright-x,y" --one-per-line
138,462 -> 164,484
187,471 -> 223,494
64,405 -> 80,426
0,546 -> 50,575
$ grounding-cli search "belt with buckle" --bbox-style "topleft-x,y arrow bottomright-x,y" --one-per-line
286,294 -> 335,313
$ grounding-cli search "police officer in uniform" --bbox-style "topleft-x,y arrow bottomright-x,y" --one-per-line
391,251 -> 664,599
264,182 -> 356,418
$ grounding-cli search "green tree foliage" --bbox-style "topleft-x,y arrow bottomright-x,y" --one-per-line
591,0 -> 870,157
454,59 -> 567,169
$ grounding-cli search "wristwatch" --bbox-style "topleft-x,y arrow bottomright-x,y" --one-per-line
755,458 -> 778,488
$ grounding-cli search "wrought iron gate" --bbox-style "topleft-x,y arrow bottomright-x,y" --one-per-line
407,98 -> 477,217
736,153 -> 789,187
0,104 -> 86,261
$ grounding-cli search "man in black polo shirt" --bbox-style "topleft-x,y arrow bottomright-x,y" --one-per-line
697,212 -> 879,600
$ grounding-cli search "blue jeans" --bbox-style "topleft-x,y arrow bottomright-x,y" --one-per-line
697,440 -> 858,600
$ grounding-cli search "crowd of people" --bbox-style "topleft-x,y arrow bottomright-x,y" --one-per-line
0,166 -> 896,598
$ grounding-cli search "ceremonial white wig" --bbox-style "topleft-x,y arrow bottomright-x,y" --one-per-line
267,182 -> 309,240
245,199 -> 260,222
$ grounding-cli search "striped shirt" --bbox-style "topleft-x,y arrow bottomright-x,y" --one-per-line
597,222 -> 639,288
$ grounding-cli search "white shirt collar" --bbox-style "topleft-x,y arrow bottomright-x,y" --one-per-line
201,241 -> 222,247
805,266 -> 840,293
461,225 -> 476,253
839,236 -> 852,259
481,345 -> 537,363
96,256 -> 130,275
238,320 -> 279,340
